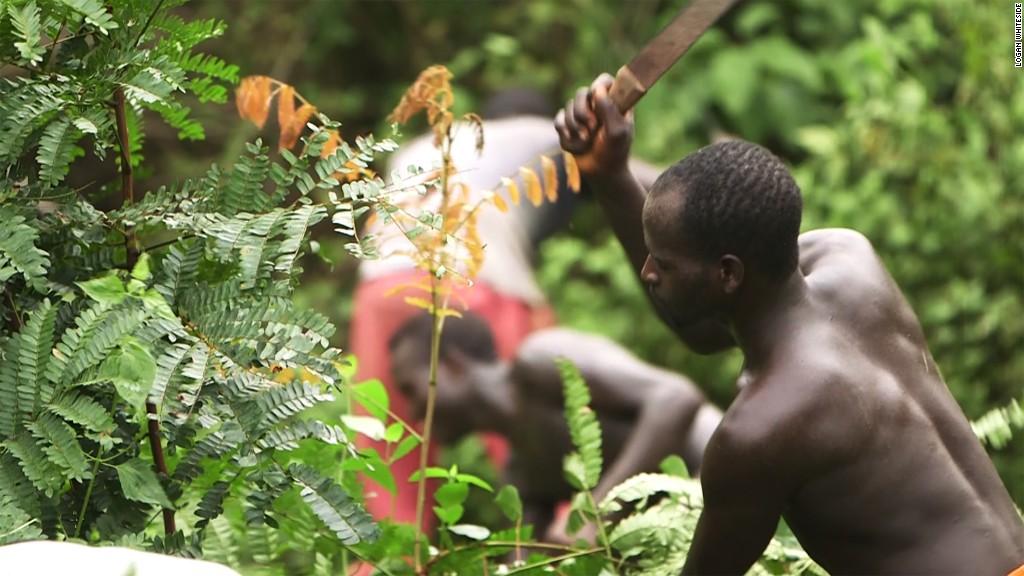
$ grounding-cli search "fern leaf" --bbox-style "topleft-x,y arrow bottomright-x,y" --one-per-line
0,333 -> 24,437
0,451 -> 40,517
0,204 -> 48,291
195,480 -> 232,528
0,80 -> 65,166
599,473 -> 702,515
16,299 -> 57,413
558,359 -> 603,490
289,463 -> 380,544
0,494 -> 43,546
220,142 -> 272,214
257,419 -> 350,452
274,204 -> 327,274
563,151 -> 582,192
972,399 -> 1024,450
36,115 -> 83,188
254,381 -> 334,427
7,1 -> 45,67
53,0 -> 118,34
171,431 -> 233,484
28,412 -> 90,481
154,242 -> 202,306
4,436 -> 63,495
46,392 -> 116,435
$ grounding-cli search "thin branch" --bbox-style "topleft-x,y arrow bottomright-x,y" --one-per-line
115,84 -> 175,536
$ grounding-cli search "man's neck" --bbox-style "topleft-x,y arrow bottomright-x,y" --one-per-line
729,271 -> 810,368
465,361 -> 516,436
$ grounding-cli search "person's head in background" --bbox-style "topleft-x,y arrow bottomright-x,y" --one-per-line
388,311 -> 507,444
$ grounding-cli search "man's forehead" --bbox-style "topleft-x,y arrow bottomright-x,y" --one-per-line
643,193 -> 683,245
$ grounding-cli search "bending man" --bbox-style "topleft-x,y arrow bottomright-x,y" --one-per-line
388,310 -> 722,544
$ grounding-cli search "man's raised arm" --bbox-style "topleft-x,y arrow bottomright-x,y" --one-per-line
555,75 -> 649,277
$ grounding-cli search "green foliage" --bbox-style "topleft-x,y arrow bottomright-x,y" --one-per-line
558,359 -> 603,492
0,0 -> 386,562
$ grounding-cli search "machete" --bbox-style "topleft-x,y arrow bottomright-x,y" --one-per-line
609,0 -> 740,113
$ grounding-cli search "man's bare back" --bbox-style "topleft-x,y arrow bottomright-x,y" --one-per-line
694,229 -> 1024,574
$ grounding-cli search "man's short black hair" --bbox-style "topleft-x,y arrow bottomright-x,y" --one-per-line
388,310 -> 499,367
651,140 -> 802,281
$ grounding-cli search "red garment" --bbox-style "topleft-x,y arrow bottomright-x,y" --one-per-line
348,270 -> 536,531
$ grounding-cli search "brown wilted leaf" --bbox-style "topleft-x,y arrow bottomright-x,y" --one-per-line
520,167 -> 543,207
277,84 -> 297,137
236,75 -> 273,129
541,155 -> 558,203
319,129 -> 343,158
564,151 -> 581,193
501,176 -> 521,206
464,112 -> 484,155
279,103 -> 316,151
388,65 -> 454,126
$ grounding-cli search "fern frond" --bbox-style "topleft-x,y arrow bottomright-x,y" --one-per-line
195,480 -> 232,528
0,330 -> 25,437
218,142 -> 272,215
0,451 -> 40,517
0,79 -> 66,167
273,204 -> 327,275
289,463 -> 380,545
171,430 -> 234,484
0,206 -> 50,292
0,495 -> 43,546
53,0 -> 119,34
4,435 -> 64,495
0,300 -> 57,436
49,304 -> 147,387
7,1 -> 45,67
16,298 -> 57,413
28,412 -> 90,481
46,392 -> 116,435
558,359 -> 603,490
972,399 -> 1024,450
599,473 -> 702,516
36,115 -> 83,188
610,499 -> 695,575
253,381 -> 334,428
257,419 -> 350,452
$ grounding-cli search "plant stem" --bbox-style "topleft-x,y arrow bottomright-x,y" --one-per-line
73,455 -> 102,539
115,85 -> 175,536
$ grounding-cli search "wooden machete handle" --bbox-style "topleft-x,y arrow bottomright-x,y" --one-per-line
608,65 -> 648,114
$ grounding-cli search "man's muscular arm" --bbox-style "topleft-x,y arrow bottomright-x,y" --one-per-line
556,75 -> 649,277
681,410 -> 797,575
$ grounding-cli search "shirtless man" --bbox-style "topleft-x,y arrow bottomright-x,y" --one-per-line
387,310 -> 722,543
554,74 -> 1024,575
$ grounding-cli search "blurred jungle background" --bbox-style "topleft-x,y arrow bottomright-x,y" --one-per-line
72,0 -> 1024,506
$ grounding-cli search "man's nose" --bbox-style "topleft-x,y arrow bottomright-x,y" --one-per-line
641,255 -> 659,285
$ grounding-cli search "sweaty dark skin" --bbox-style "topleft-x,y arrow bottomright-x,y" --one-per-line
389,325 -> 721,545
555,74 -> 1024,575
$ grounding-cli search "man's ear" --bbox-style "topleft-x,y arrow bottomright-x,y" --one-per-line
719,254 -> 744,295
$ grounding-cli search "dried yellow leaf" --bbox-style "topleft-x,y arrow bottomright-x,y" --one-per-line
520,167 -> 543,207
541,155 -> 558,203
403,296 -> 435,312
501,176 -> 521,206
564,151 -> 581,193
489,191 -> 509,213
